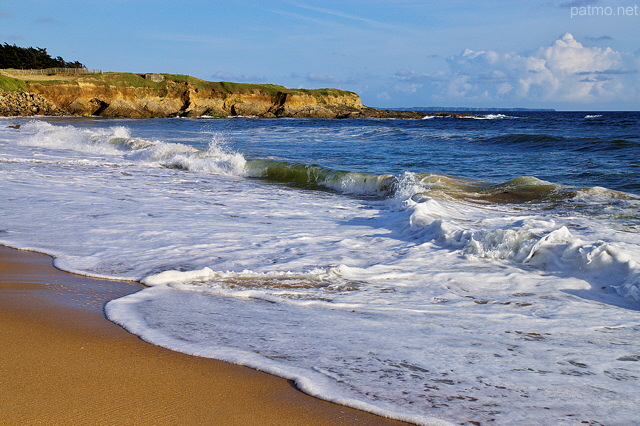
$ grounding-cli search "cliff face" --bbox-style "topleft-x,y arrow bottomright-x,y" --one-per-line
0,72 -> 475,119
1,73 -> 365,118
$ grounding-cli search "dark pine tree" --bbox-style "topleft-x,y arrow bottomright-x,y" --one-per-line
0,43 -> 85,69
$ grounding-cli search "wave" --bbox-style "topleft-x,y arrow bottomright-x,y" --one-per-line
17,120 -> 247,176
17,121 -> 635,205
14,121 -> 640,302
142,149 -> 640,302
130,190 -> 640,302
403,193 -> 640,301
243,160 -> 587,206
422,113 -> 513,120
472,113 -> 512,120
245,159 -> 395,195
395,173 -> 568,204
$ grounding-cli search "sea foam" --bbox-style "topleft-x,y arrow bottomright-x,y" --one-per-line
2,118 -> 639,424
17,120 -> 247,177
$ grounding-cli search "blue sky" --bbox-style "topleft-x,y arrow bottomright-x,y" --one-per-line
1,0 -> 639,110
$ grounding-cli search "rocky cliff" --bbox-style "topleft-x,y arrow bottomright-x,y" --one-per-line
0,90 -> 60,116
0,72 -> 370,118
0,71 -> 474,119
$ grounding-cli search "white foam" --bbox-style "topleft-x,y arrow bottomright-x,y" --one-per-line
2,119 -> 639,424
15,120 -> 247,177
142,267 -> 216,286
479,113 -> 510,119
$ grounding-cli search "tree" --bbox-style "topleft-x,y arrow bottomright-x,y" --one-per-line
0,43 -> 85,69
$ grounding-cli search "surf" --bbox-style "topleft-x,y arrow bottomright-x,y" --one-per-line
3,115 -> 640,424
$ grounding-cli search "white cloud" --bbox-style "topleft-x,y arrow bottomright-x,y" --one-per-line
439,33 -> 637,105
542,33 -> 621,74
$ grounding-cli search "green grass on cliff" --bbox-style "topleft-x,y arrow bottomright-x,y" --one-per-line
95,73 -> 161,88
161,74 -> 356,98
0,70 -> 358,101
0,74 -> 27,91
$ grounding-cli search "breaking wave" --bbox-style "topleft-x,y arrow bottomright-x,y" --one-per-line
17,121 -> 636,205
15,120 -> 640,301
402,190 -> 640,301
17,120 -> 247,176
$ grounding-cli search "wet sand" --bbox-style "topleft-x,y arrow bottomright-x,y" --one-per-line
0,245 -> 407,425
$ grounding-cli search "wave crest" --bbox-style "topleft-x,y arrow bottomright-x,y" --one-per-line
405,194 -> 640,301
245,159 -> 395,195
17,121 -> 247,176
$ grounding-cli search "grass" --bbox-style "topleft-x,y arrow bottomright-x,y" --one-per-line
159,74 -> 356,99
0,74 -> 27,92
0,70 -> 358,102
84,73 -> 164,88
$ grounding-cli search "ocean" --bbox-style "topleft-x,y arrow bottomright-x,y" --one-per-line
1,112 -> 639,424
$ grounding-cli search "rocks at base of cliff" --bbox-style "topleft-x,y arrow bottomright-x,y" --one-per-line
272,104 -> 359,119
268,106 -> 480,120
0,90 -> 62,116
347,107 -> 481,119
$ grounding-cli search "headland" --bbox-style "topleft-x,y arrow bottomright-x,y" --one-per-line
0,70 -> 471,119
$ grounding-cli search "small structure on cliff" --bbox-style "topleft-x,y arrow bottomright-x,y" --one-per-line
144,73 -> 165,83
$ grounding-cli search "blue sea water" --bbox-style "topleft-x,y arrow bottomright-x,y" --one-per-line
47,111 -> 640,194
222,111 -> 640,194
1,112 -> 639,424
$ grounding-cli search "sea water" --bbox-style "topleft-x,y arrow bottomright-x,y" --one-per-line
1,113 -> 639,424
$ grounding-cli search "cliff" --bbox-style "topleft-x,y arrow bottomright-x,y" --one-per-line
0,71 -> 472,119
0,72 -> 368,118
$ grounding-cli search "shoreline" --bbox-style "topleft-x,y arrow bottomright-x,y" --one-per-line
0,245 -> 407,425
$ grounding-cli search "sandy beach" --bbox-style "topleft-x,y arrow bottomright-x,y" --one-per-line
0,245 -> 407,425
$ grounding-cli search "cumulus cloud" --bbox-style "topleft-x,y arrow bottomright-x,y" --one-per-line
439,33 -> 637,104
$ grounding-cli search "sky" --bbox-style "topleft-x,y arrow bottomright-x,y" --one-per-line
1,0 -> 639,110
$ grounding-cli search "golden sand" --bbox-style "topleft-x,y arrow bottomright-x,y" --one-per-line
0,246 -> 406,425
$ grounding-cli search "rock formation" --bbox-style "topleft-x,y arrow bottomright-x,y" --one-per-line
0,71 -> 477,119
0,90 -> 61,116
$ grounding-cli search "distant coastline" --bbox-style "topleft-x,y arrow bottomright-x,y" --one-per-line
386,107 -> 557,112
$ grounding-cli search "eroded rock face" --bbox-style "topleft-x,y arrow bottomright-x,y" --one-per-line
1,73 -> 476,119
15,78 -> 365,118
26,82 -> 189,118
